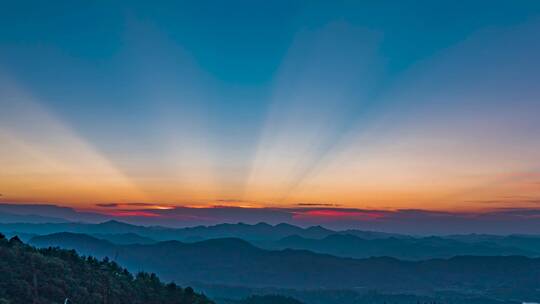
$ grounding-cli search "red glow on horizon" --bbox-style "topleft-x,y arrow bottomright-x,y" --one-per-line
293,209 -> 386,221
101,210 -> 161,217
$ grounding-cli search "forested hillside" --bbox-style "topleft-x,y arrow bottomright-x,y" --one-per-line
0,233 -> 212,304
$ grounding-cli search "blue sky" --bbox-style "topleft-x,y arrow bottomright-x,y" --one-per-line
1,1 -> 540,214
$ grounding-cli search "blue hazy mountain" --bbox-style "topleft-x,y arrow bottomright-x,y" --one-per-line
91,232 -> 157,245
0,220 -> 401,241
259,234 -> 537,260
4,220 -> 540,259
28,232 -> 540,302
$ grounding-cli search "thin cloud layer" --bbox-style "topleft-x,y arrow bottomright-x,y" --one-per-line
2,203 -> 540,234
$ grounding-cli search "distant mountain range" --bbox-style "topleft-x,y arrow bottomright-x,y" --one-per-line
0,203 -> 109,223
258,233 -> 539,259
28,232 -> 540,302
3,220 -> 540,260
0,220 -> 405,242
0,210 -> 69,224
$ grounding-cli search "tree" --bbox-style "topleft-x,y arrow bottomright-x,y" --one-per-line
0,236 -> 214,304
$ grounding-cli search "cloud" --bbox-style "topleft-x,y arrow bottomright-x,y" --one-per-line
96,203 -> 118,208
4,203 -> 540,234
296,203 -> 341,207
99,205 -> 540,234
125,202 -> 162,207
292,209 -> 385,221
466,197 -> 540,206
0,203 -> 108,223
95,202 -> 173,209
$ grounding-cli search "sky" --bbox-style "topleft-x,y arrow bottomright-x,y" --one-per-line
1,1 -> 540,229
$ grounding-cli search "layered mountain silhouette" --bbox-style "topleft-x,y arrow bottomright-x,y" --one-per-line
92,232 -> 157,245
260,233 -> 537,259
4,220 -> 540,259
0,220 -> 404,241
28,232 -> 540,301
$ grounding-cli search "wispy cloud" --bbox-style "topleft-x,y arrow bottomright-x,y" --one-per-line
95,202 -> 174,210
101,205 -> 540,234
6,203 -> 537,234
95,203 -> 118,208
296,203 -> 341,207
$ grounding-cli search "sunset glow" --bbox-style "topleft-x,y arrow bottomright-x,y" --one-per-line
3,3 -> 540,304
1,1 -> 539,221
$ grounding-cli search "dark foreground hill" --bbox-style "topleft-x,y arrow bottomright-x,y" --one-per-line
29,232 -> 540,301
0,233 -> 213,304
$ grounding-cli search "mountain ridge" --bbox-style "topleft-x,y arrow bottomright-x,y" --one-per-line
27,231 -> 540,301
4,220 -> 540,260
